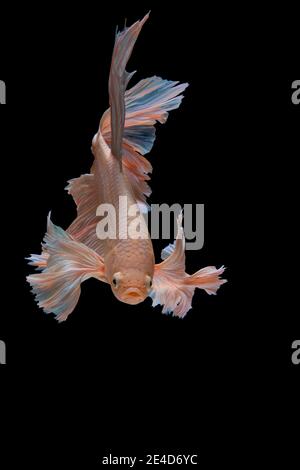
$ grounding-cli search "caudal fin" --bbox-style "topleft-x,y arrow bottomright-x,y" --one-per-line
27,215 -> 106,322
94,13 -> 188,205
105,12 -> 150,164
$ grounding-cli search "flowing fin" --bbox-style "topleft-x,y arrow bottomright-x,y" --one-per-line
100,14 -> 189,203
151,214 -> 227,318
161,242 -> 176,260
65,174 -> 105,255
26,251 -> 49,271
101,77 -> 188,204
27,215 -> 106,322
185,265 -> 227,295
108,12 -> 150,165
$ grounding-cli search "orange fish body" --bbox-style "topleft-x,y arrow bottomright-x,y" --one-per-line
91,131 -> 155,304
27,13 -> 226,322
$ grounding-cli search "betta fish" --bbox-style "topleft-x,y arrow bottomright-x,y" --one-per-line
27,12 -> 226,322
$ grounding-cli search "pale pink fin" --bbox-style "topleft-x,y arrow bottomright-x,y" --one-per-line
27,215 -> 106,322
152,214 -> 227,318
108,12 -> 150,163
100,16 -> 189,203
26,251 -> 49,271
185,265 -> 227,295
101,77 -> 189,155
161,242 -> 176,260
65,174 -> 105,255
103,136 -> 153,206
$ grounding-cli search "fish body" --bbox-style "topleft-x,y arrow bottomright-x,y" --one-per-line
91,131 -> 155,303
27,13 -> 226,322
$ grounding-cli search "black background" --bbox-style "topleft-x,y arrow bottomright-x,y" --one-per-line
0,2 -> 299,467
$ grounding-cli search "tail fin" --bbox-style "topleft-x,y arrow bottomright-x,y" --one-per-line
101,77 -> 188,204
107,12 -> 150,165
26,215 -> 106,322
95,13 -> 188,205
101,76 -> 189,155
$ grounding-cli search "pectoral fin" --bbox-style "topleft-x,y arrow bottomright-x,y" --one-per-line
27,214 -> 107,322
151,213 -> 227,318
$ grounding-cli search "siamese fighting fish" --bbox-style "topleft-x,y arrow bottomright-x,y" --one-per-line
27,13 -> 226,322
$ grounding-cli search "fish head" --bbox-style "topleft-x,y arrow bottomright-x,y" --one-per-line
110,269 -> 153,305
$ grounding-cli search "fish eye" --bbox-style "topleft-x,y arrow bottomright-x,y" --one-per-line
112,272 -> 122,288
145,275 -> 152,289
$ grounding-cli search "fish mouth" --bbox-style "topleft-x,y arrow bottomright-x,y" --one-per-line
123,287 -> 144,305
